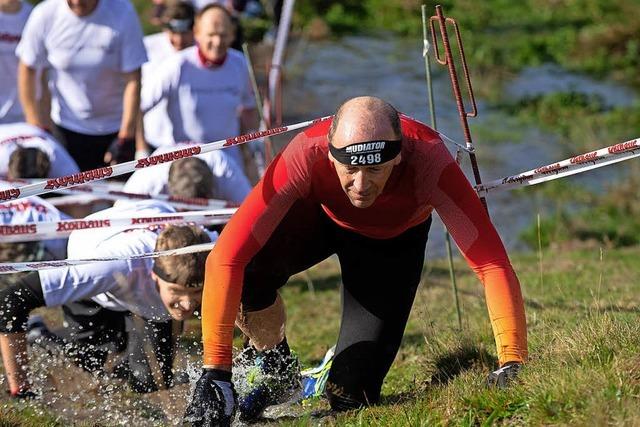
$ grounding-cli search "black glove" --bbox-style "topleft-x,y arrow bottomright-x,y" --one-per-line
487,361 -> 521,389
105,136 -> 135,164
184,369 -> 237,427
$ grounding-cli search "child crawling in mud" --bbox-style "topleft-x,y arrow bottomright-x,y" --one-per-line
0,200 -> 212,398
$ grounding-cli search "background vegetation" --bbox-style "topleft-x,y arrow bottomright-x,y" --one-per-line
6,0 -> 640,424
3,250 -> 640,425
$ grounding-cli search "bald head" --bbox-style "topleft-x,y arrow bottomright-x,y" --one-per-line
329,96 -> 401,148
195,4 -> 235,63
327,97 -> 402,208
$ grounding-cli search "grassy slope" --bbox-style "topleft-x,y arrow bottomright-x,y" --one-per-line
280,245 -> 640,426
1,246 -> 639,425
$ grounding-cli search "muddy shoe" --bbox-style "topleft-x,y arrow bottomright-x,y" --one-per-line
301,346 -> 335,401
234,339 -> 301,421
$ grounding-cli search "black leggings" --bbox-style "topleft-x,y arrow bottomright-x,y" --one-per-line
54,125 -> 116,172
241,200 -> 431,410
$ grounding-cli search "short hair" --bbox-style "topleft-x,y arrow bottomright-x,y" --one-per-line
168,157 -> 215,199
196,3 -> 232,22
328,97 -> 402,143
161,1 -> 195,25
8,147 -> 51,179
153,225 -> 211,288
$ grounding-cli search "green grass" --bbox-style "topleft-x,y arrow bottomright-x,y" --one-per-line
2,245 -> 640,424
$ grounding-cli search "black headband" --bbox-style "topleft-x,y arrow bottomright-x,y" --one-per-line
165,18 -> 193,33
329,139 -> 402,166
152,262 -> 202,288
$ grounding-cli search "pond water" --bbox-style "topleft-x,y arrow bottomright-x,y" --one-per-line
277,35 -> 638,256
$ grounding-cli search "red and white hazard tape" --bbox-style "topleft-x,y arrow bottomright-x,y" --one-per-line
46,186 -> 233,210
0,242 -> 215,274
0,208 -> 237,243
0,117 -> 332,202
1,178 -> 233,211
475,138 -> 640,195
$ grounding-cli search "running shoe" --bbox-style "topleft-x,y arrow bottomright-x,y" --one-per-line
301,346 -> 335,401
234,340 -> 301,421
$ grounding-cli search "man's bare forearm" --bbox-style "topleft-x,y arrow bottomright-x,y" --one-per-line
0,333 -> 29,394
119,69 -> 141,138
18,62 -> 45,128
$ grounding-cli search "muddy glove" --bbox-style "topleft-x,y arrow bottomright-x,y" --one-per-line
487,361 -> 521,389
105,136 -> 135,164
184,369 -> 237,427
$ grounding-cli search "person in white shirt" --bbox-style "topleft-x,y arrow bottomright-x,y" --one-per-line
140,4 -> 258,171
0,182 -> 69,260
121,144 -> 251,204
0,122 -> 79,178
16,0 -> 148,171
0,200 -> 214,396
142,1 -> 196,149
0,0 -> 32,124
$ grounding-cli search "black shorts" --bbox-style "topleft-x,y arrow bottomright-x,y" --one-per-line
241,199 -> 432,408
53,125 -> 117,172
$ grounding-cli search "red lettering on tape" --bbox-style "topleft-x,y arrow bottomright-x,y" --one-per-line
0,188 -> 20,201
608,140 -> 638,154
0,224 -> 37,235
570,151 -> 598,164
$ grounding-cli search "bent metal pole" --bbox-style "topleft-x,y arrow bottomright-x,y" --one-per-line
430,4 -> 487,210
421,4 -> 462,330
0,116 -> 331,203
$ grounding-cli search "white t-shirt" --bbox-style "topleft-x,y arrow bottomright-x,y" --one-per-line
16,0 -> 148,135
121,143 -> 251,204
0,182 -> 68,259
0,1 -> 33,123
40,200 -> 215,321
0,122 -> 80,177
142,32 -> 178,148
141,46 -> 254,166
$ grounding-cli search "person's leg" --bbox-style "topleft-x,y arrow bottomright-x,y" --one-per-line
326,217 -> 432,410
58,301 -> 127,373
234,200 -> 336,419
237,199 -> 336,348
54,125 -> 116,171
147,319 -> 175,387
119,315 -> 175,393
0,272 -> 46,395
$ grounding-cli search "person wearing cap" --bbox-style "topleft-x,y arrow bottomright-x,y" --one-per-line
0,199 -> 214,397
140,1 -> 196,150
0,0 -> 34,124
184,96 -> 528,424
16,0 -> 148,171
0,122 -> 79,178
140,3 -> 258,173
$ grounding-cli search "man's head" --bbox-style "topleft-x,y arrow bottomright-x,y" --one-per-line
168,157 -> 215,199
152,225 -> 211,320
194,4 -> 234,63
162,1 -> 196,51
328,96 -> 402,209
8,147 -> 51,179
0,0 -> 22,14
66,0 -> 98,16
